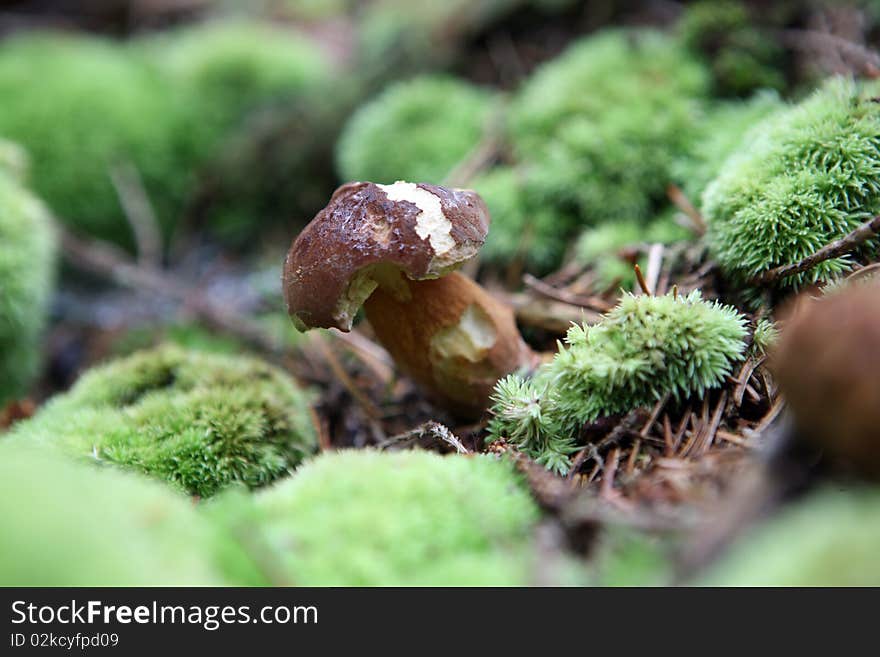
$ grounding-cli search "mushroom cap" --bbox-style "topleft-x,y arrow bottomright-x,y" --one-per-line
283,181 -> 490,331
772,281 -> 880,476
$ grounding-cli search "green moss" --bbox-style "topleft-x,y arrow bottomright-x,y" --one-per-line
698,487 -> 880,586
336,75 -> 495,184
10,345 -> 317,497
703,78 -> 880,292
0,33 -> 186,246
674,92 -> 783,199
0,24 -> 331,248
489,292 -> 747,473
509,30 -> 709,230
574,215 -> 691,291
679,0 -> 786,97
473,166 -> 565,272
206,449 -> 541,586
0,168 -> 56,404
0,444 -> 222,586
144,19 -> 328,144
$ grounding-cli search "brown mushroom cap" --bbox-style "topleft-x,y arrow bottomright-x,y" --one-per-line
772,281 -> 880,477
283,181 -> 490,331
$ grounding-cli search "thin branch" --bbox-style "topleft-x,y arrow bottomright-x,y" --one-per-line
666,184 -> 707,235
109,161 -> 162,268
749,215 -> 880,286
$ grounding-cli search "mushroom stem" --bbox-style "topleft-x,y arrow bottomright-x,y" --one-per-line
364,271 -> 537,416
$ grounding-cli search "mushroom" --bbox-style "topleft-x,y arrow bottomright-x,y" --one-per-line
771,281 -> 880,479
283,181 -> 536,416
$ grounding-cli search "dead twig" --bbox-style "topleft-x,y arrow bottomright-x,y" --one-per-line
109,161 -> 162,268
666,184 -> 707,235
749,215 -> 880,286
378,421 -> 468,454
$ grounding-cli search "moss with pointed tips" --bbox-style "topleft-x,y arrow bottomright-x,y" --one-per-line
489,292 -> 747,473
703,78 -> 880,293
10,345 -> 317,497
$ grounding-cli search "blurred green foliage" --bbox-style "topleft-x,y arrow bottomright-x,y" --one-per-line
205,449 -> 541,586
336,75 -> 496,184
0,444 -> 223,586
0,157 -> 56,404
0,22 -> 330,248
10,345 -> 317,497
699,487 -> 880,586
509,30 -> 710,231
679,0 -> 786,97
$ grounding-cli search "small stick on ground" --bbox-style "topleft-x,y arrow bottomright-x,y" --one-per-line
633,264 -> 651,295
600,448 -> 620,499
750,215 -> 880,286
378,421 -> 469,454
667,184 -> 707,235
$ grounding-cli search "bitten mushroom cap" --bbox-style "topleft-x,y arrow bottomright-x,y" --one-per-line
283,181 -> 490,331
772,282 -> 880,477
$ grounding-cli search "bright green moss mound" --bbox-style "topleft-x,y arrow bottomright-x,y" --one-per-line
703,78 -> 880,291
509,30 -> 709,229
0,168 -> 56,404
0,445 -> 222,586
489,292 -> 747,473
11,345 -> 317,497
0,34 -> 185,245
336,76 -> 495,184
207,450 -> 541,586
699,487 -> 880,586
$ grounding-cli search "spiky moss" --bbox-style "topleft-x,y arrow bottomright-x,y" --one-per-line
489,292 -> 747,473
336,75 -> 495,184
0,444 -> 222,586
698,487 -> 880,586
0,170 -> 56,404
703,78 -> 880,293
10,345 -> 317,497
472,166 -> 566,272
0,33 -> 187,246
205,450 -> 541,586
678,0 -> 785,97
674,91 -> 783,200
574,214 -> 692,291
509,30 -> 709,231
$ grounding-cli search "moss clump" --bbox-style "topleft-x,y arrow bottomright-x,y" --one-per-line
206,450 -> 541,586
674,92 -> 783,199
679,0 -> 786,97
0,166 -> 56,404
509,30 -> 709,230
472,166 -> 565,272
144,19 -> 329,147
10,345 -> 317,497
0,444 -> 222,586
0,34 -> 185,246
703,78 -> 880,292
489,292 -> 747,473
336,75 -> 495,184
698,487 -> 880,586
